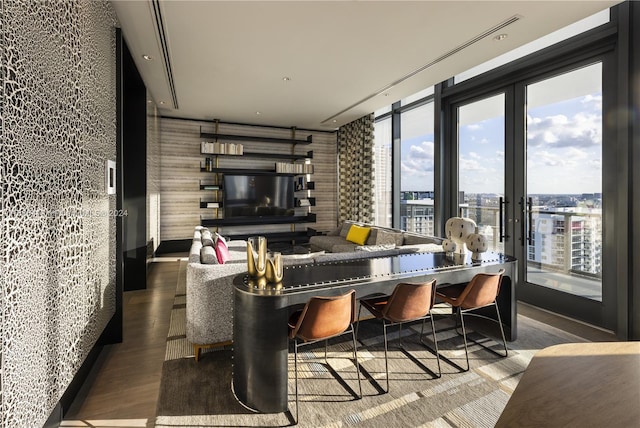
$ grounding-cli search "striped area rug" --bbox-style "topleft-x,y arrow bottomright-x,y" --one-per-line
156,261 -> 584,428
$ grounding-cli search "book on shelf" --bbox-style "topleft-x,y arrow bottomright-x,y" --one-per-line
206,202 -> 220,208
201,141 -> 244,155
275,162 -> 314,174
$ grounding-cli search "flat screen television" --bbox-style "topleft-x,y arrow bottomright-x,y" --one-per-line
223,174 -> 295,219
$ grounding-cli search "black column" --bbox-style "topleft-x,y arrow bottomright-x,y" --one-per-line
121,36 -> 147,291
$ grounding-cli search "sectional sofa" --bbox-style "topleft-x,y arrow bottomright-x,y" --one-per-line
309,220 -> 443,255
185,222 -> 443,360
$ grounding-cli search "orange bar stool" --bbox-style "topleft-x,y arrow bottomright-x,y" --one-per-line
357,280 -> 441,393
287,289 -> 362,424
436,269 -> 508,371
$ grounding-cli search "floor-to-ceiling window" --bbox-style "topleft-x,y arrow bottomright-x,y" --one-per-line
444,48 -> 611,328
400,101 -> 435,235
369,4 -> 636,336
373,116 -> 392,227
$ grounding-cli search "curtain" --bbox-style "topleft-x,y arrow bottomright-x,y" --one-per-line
338,113 -> 375,223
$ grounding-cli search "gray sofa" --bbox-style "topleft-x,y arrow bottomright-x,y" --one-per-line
186,227 -> 320,361
186,223 -> 443,361
186,227 -> 248,361
309,221 -> 443,254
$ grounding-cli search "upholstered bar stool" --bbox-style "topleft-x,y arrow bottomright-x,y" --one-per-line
436,269 -> 508,371
287,289 -> 362,424
357,280 -> 441,393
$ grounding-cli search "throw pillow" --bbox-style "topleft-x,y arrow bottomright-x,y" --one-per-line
201,230 -> 215,247
339,222 -> 353,237
214,235 -> 231,264
200,245 -> 219,264
346,225 -> 371,246
366,228 -> 378,245
375,230 -> 399,246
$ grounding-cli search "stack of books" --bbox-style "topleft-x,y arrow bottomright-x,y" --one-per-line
275,162 -> 314,174
201,141 -> 244,155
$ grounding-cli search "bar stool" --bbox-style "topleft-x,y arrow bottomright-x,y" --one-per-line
288,289 -> 362,424
357,280 -> 441,393
436,269 -> 508,371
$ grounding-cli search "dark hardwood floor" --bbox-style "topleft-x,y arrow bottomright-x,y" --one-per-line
61,257 -> 617,427
62,259 -> 183,428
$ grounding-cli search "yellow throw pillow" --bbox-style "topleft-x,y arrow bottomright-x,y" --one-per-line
346,225 -> 371,246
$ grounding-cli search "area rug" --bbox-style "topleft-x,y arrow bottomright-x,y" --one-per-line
155,261 -> 586,428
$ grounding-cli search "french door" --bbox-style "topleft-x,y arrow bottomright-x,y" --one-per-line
451,60 -> 614,329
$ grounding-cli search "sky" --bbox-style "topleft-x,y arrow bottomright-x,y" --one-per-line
398,64 -> 602,195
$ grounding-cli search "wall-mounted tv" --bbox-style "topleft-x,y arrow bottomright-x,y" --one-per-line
223,174 -> 295,219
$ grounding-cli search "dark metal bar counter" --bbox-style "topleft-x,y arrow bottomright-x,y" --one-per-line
232,251 -> 517,413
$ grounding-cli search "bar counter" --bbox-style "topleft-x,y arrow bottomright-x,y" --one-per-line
232,251 -> 517,413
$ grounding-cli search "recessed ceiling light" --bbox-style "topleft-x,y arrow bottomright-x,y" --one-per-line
256,111 -> 261,115
332,120 -> 337,123
159,101 -> 165,105
142,54 -> 153,61
383,93 -> 390,97
282,77 -> 291,82
493,34 -> 508,41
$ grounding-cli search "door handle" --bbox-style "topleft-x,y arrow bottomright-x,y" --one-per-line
527,197 -> 533,245
499,197 -> 509,242
519,197 -> 526,246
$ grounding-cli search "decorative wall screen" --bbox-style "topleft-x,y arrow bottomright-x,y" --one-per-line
338,114 -> 376,224
0,1 -> 117,425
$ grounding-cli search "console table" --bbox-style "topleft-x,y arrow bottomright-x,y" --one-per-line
233,251 -> 517,413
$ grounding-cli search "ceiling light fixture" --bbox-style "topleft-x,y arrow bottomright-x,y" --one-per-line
494,34 -> 508,41
159,101 -> 165,105
142,54 -> 153,61
256,111 -> 261,115
282,77 -> 291,82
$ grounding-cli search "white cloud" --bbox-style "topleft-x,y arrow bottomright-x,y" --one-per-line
409,140 -> 434,159
582,94 -> 602,111
566,147 -> 588,159
527,111 -> 601,149
402,141 -> 434,174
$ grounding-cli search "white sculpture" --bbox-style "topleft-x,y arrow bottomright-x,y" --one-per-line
445,217 -> 477,255
466,232 -> 488,260
442,238 -> 457,254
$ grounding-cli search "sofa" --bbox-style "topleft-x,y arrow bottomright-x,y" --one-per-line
186,222 -> 443,361
186,227 -> 248,361
309,220 -> 443,255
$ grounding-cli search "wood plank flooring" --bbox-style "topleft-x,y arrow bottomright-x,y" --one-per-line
62,259 -> 182,428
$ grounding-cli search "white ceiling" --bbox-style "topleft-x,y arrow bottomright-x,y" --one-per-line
111,0 -> 620,130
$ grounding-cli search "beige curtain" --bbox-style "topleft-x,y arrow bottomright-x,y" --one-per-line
338,113 -> 375,223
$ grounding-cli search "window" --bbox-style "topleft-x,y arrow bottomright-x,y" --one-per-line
373,117 -> 392,227
400,102 -> 435,235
